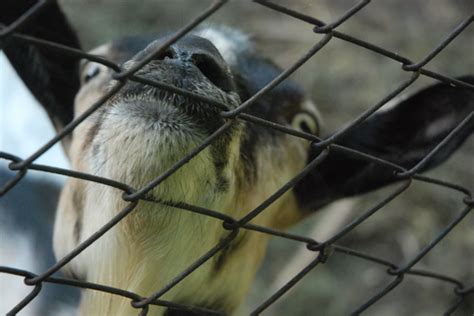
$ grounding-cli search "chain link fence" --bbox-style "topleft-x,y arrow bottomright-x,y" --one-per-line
0,0 -> 473,315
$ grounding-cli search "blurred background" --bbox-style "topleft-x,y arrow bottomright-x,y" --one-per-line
1,0 -> 473,315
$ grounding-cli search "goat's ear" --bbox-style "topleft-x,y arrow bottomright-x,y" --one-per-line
1,0 -> 81,137
295,76 -> 474,211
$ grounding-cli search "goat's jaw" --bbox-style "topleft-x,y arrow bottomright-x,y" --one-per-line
56,112 -> 305,315
89,95 -> 239,198
68,91 -> 245,315
71,137 -> 243,315
76,190 -> 231,316
82,57 -> 241,195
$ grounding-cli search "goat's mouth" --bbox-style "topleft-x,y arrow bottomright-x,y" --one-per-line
90,59 -> 240,196
109,59 -> 240,135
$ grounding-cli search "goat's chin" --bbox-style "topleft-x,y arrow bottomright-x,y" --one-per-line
87,101 -> 223,204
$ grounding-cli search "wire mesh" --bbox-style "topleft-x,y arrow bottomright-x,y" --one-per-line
0,0 -> 473,315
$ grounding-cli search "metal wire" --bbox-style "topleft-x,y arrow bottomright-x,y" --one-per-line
0,0 -> 472,315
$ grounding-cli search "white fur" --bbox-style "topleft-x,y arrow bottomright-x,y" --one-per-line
196,26 -> 252,66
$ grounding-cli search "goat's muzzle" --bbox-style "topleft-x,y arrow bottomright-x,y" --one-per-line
106,35 -> 240,135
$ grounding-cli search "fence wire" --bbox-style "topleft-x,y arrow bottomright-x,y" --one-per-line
0,0 -> 473,315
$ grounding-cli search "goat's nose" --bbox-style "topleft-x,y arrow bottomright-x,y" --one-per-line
152,35 -> 234,92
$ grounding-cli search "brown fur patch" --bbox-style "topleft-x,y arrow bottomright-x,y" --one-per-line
71,180 -> 85,244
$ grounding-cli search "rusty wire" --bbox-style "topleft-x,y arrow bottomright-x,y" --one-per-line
0,0 -> 473,315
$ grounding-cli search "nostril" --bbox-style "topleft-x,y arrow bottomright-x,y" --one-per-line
153,47 -> 176,61
192,54 -> 233,92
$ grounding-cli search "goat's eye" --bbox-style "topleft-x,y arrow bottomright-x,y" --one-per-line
292,111 -> 319,134
83,64 -> 101,83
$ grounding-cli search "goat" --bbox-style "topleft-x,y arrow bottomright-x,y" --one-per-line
1,1 -> 473,315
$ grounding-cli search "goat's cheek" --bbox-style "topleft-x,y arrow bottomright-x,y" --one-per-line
70,87 -> 109,156
74,84 -> 106,117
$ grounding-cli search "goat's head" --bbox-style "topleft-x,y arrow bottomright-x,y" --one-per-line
2,1 -> 473,315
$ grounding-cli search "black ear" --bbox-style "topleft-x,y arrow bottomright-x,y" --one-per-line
295,76 -> 474,211
1,0 -> 81,133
